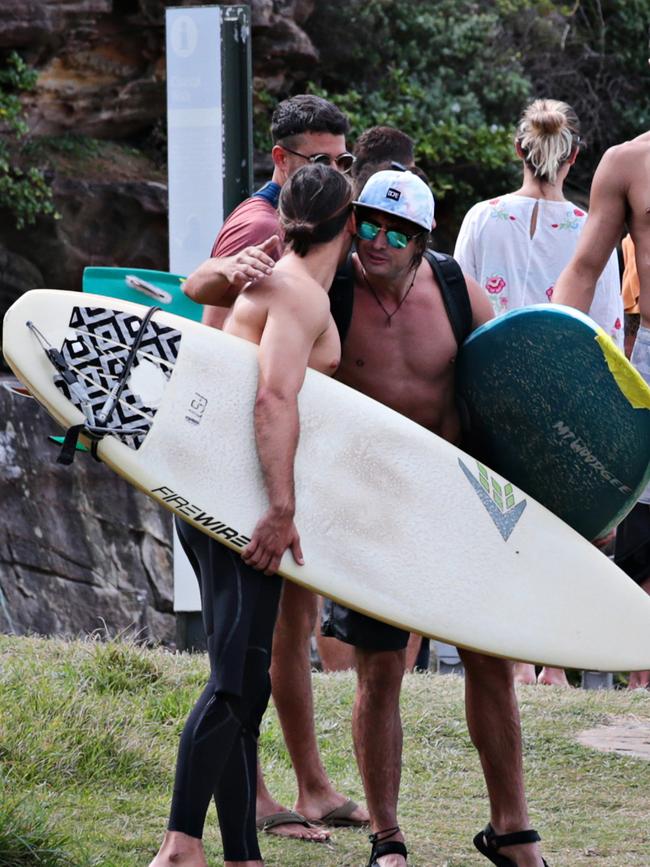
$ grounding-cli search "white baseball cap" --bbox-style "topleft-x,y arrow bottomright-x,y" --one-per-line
354,169 -> 435,231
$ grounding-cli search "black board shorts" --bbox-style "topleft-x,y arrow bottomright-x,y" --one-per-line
320,598 -> 410,652
614,502 -> 650,586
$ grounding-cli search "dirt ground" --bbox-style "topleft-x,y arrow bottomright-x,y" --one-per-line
577,714 -> 650,760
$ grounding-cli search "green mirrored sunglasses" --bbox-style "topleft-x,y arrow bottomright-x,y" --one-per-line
357,220 -> 419,250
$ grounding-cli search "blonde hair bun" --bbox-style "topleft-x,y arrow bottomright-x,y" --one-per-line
517,98 -> 580,184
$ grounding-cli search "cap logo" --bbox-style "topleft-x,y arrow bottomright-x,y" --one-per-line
386,188 -> 401,201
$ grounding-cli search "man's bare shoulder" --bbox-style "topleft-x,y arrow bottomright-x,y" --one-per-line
596,137 -> 650,214
601,137 -> 650,171
244,264 -> 329,321
267,263 -> 323,297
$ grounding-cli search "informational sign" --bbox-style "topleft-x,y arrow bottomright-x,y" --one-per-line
166,6 -> 252,619
166,5 -> 224,278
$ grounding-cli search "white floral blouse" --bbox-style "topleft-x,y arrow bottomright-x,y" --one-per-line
454,194 -> 624,347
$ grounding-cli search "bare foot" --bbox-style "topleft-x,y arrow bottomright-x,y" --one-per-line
537,666 -> 572,687
496,841 -> 545,866
628,670 -> 650,689
257,768 -> 331,842
513,663 -> 537,685
149,831 -> 208,867
256,795 -> 329,842
296,792 -> 369,827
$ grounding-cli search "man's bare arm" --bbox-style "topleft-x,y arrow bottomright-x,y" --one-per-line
241,291 -> 326,575
183,235 -> 281,307
465,273 -> 494,329
553,147 -> 628,311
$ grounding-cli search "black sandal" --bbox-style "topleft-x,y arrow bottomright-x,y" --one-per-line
367,826 -> 407,866
474,823 -> 549,866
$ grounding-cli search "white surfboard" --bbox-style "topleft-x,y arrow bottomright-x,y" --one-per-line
4,289 -> 650,671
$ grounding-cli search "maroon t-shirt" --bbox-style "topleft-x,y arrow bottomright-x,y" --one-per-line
202,194 -> 284,328
210,195 -> 283,260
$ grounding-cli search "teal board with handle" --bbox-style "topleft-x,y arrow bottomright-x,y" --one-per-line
82,267 -> 203,322
456,304 -> 650,540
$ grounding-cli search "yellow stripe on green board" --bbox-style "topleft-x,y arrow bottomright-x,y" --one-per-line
595,329 -> 650,409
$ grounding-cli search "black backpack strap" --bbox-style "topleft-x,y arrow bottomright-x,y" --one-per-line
423,249 -> 473,346
329,249 -> 355,344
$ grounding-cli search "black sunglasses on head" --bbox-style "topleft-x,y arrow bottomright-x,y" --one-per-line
280,144 -> 355,174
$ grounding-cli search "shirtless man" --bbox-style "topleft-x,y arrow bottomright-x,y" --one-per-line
148,164 -> 355,867
200,166 -> 550,866
317,169 -> 548,867
184,94 -> 368,840
554,129 -> 650,326
554,130 -> 650,692
318,126 -> 427,674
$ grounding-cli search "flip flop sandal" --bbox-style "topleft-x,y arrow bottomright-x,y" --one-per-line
256,810 -> 314,832
474,823 -> 549,866
367,826 -> 407,866
317,799 -> 369,828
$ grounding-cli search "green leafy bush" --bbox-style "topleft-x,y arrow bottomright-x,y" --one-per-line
0,52 -> 59,229
253,0 -> 650,242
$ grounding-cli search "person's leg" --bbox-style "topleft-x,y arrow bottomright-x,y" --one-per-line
615,502 -> 650,690
353,646 -> 407,866
536,666 -> 571,687
266,582 -> 368,825
460,649 -> 546,867
629,577 -> 650,688
216,573 -> 284,863
513,663 -> 537,685
405,633 -> 424,672
154,688 -> 265,867
150,523 -> 272,867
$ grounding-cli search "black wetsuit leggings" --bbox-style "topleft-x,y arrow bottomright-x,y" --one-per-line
169,517 -> 283,861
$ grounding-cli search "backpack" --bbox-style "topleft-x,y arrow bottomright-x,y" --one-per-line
329,249 -> 473,346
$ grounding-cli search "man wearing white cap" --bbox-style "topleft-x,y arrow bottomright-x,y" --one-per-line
321,169 -> 548,867
185,163 -> 549,867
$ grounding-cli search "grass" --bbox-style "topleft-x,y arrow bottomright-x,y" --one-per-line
0,788 -> 76,867
0,635 -> 649,866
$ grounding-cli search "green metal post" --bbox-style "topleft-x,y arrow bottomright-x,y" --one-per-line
221,5 -> 253,216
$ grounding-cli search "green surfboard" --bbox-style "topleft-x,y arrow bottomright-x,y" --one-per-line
82,267 -> 203,322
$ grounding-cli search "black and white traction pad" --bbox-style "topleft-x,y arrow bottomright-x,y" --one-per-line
54,305 -> 182,449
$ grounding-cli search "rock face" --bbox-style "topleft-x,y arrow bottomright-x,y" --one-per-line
0,175 -> 169,298
0,246 -> 44,321
0,0 -> 321,320
0,376 -> 175,642
0,1 -> 321,638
